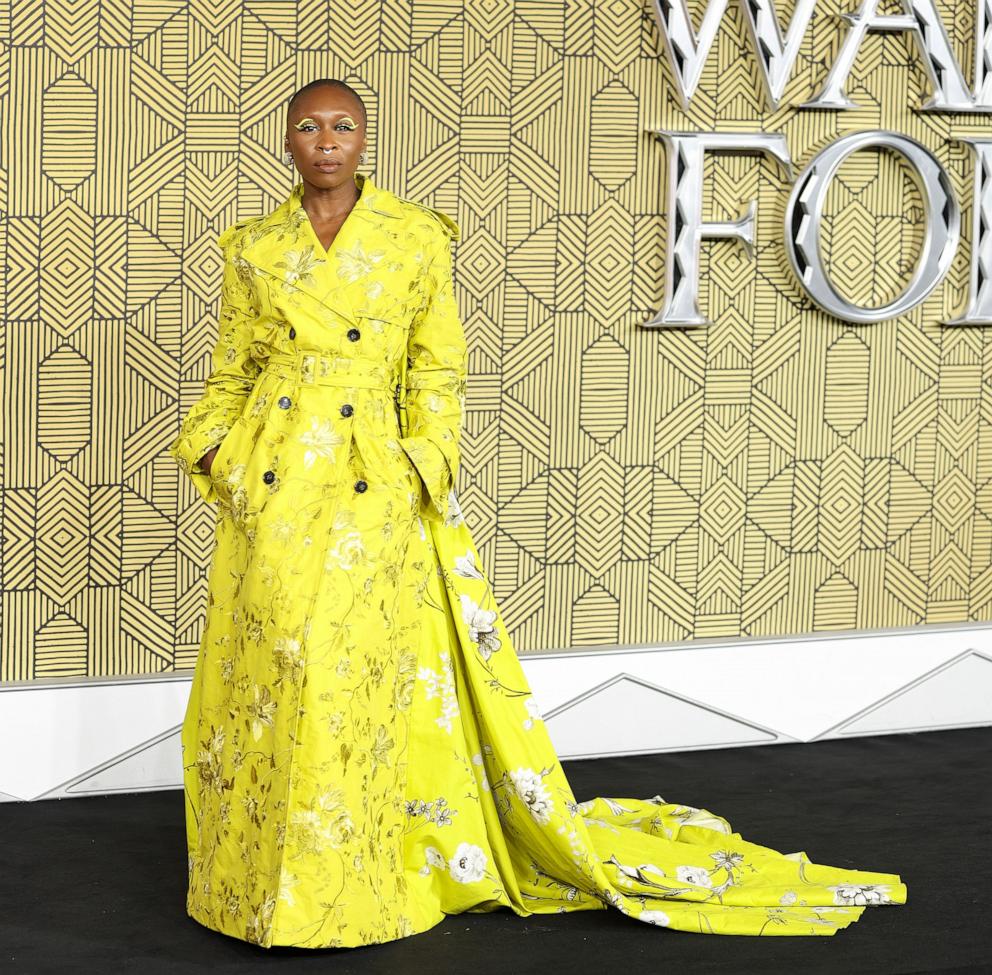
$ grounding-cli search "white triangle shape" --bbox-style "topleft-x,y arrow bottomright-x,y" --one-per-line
51,726 -> 183,798
822,651 -> 992,737
543,672 -> 787,759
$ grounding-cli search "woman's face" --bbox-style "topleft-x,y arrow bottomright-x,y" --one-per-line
284,88 -> 367,188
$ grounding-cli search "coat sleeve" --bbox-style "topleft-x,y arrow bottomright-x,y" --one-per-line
398,211 -> 467,525
167,223 -> 261,504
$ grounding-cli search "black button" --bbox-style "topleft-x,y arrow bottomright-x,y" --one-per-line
340,403 -> 354,417
263,471 -> 275,484
354,480 -> 367,493
278,396 -> 291,409
347,328 -> 361,341
288,327 -> 296,339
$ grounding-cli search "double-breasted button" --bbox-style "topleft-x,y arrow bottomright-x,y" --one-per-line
263,471 -> 275,484
288,327 -> 296,339
347,328 -> 361,341
354,479 -> 367,493
340,403 -> 354,417
278,395 -> 291,409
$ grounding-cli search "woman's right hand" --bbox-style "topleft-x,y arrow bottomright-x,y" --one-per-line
199,446 -> 219,476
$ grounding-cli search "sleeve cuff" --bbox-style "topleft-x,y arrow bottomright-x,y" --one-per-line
398,434 -> 456,524
167,427 -> 228,505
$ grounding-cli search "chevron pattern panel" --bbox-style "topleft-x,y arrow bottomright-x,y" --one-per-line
2,1 -> 992,682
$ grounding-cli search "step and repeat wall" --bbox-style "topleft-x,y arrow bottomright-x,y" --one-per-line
3,0 -> 992,695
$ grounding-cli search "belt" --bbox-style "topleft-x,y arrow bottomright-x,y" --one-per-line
264,350 -> 406,405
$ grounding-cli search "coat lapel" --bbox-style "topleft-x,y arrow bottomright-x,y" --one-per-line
238,171 -> 406,326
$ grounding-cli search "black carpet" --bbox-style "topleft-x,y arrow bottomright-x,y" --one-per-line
3,727 -> 988,975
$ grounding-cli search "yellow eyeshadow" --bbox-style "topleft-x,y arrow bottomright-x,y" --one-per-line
293,116 -> 357,129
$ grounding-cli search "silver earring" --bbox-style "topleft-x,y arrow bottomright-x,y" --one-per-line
359,150 -> 367,165
283,150 -> 293,165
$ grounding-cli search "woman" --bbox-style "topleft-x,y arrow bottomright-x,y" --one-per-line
169,79 -> 906,948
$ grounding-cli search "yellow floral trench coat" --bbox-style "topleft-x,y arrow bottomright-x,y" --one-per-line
169,172 -> 906,949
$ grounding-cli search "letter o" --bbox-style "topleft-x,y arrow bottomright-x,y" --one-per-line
783,130 -> 960,323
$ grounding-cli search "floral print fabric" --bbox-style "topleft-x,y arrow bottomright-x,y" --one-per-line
399,507 -> 906,940
171,173 -> 906,949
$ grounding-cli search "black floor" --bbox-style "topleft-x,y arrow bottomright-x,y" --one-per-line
3,727 -> 989,975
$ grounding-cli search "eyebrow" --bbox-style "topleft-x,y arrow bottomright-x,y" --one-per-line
292,112 -> 357,122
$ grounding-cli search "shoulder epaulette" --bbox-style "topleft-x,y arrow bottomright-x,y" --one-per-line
218,214 -> 261,251
409,200 -> 461,241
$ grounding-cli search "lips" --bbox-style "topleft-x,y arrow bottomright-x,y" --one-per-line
315,160 -> 341,170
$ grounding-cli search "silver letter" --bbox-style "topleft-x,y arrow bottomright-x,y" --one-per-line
945,138 -> 992,325
784,130 -> 960,323
646,131 -> 793,328
651,0 -> 817,110
738,0 -> 818,109
976,0 -> 992,106
803,0 -> 976,112
648,0 -> 733,111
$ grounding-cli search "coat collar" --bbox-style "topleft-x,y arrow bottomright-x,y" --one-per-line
238,171 -> 405,325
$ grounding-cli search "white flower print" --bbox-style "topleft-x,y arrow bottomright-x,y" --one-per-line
553,824 -> 585,867
828,884 -> 894,906
453,549 -> 483,579
417,650 -> 459,732
278,870 -> 300,907
425,846 -> 446,869
288,793 -> 354,855
638,863 -> 667,879
710,849 -> 745,872
780,890 -> 798,906
639,909 -> 670,926
336,240 -> 386,283
522,695 -> 543,730
299,416 -> 344,469
601,797 -> 639,816
448,842 -> 487,884
246,684 -> 277,741
444,488 -> 464,526
325,531 -> 366,571
274,246 -> 323,290
509,767 -> 554,825
602,889 -> 623,910
459,594 -> 500,660
405,797 -> 456,828
676,864 -> 714,888
470,752 -> 490,792
272,636 -> 303,672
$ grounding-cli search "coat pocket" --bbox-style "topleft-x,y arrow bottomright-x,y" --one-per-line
207,417 -> 252,507
382,436 -> 420,492
396,435 -> 455,524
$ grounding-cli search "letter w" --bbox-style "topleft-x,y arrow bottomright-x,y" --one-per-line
649,0 -> 817,110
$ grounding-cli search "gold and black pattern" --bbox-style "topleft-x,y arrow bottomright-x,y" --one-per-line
2,0 -> 991,682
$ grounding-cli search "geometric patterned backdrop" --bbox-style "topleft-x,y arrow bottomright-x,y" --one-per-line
3,0 -> 992,681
